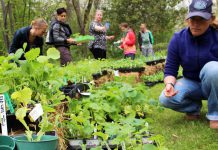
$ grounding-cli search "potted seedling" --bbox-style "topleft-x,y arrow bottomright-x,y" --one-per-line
11,87 -> 59,150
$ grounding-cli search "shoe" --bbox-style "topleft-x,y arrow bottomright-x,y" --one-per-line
184,114 -> 200,121
210,120 -> 218,129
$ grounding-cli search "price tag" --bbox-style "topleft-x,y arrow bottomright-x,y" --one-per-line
114,70 -> 119,77
0,94 -> 8,135
29,104 -> 44,122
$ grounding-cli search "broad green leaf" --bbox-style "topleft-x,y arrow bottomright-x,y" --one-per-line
47,48 -> 60,60
15,107 -> 27,121
37,56 -> 48,63
14,48 -> 24,60
11,87 -> 32,106
142,144 -> 158,150
0,84 -> 9,93
25,48 -> 40,61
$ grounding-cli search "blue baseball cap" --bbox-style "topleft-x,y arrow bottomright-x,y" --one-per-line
186,0 -> 217,20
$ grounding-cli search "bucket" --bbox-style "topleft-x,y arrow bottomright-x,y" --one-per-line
0,135 -> 15,150
14,135 -> 58,150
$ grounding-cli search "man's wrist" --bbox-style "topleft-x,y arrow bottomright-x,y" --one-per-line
165,82 -> 175,87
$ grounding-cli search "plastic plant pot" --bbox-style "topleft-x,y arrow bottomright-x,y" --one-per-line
0,136 -> 15,150
0,145 -> 13,150
14,135 -> 58,150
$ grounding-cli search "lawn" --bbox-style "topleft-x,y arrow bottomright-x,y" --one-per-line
148,84 -> 218,150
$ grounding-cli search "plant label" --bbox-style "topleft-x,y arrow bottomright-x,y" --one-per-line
114,70 -> 119,76
0,94 -> 8,135
29,103 -> 44,122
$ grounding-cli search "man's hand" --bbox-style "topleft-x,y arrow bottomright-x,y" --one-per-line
164,83 -> 178,97
67,38 -> 76,44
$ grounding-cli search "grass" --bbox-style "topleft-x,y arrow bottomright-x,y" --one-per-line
147,83 -> 218,150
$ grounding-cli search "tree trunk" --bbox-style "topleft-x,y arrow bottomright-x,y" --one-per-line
65,0 -> 74,24
71,0 -> 85,35
22,0 -> 26,26
83,0 -> 93,30
1,0 -> 10,50
8,0 -> 14,34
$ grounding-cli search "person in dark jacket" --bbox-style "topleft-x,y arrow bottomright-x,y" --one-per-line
159,0 -> 218,129
8,18 -> 48,60
51,7 -> 76,66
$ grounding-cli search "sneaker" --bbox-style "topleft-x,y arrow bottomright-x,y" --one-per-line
184,114 -> 200,121
210,120 -> 218,129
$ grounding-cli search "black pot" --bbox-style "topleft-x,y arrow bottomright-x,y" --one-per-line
146,58 -> 166,66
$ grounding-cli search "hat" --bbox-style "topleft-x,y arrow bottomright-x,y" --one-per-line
186,0 -> 217,20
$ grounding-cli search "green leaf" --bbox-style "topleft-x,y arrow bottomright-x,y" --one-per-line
11,87 -> 32,106
42,105 -> 55,113
14,48 -> 24,60
23,42 -> 27,51
37,56 -> 48,63
93,132 -> 109,141
25,48 -> 40,61
142,144 -> 158,150
47,48 -> 60,60
0,84 -> 9,93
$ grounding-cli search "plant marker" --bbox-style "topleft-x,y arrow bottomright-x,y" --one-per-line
0,94 -> 8,135
4,92 -> 14,114
94,124 -> 97,139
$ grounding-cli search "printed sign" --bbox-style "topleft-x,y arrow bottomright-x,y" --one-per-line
0,94 -> 8,135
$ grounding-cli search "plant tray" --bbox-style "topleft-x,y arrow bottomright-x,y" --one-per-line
117,67 -> 145,73
146,59 -> 165,66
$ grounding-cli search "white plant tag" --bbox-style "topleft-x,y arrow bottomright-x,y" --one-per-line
29,104 -> 44,122
0,94 -> 8,135
114,70 -> 119,77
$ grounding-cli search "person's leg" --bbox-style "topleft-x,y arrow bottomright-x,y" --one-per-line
159,77 -> 204,115
90,48 -> 98,59
100,49 -> 106,59
200,61 -> 218,122
124,53 -> 135,60
142,48 -> 147,57
57,47 -> 72,66
148,47 -> 155,57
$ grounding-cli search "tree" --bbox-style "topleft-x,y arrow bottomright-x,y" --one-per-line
104,0 -> 185,43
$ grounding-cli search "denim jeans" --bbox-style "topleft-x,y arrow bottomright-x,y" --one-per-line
159,61 -> 218,120
141,46 -> 154,57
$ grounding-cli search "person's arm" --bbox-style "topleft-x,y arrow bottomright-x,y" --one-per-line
8,30 -> 22,54
163,34 -> 180,97
124,31 -> 136,46
138,32 -> 142,51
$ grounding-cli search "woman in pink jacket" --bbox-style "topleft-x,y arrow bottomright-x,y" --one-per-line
119,23 -> 136,60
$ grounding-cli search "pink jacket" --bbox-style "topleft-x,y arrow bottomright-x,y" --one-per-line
120,29 -> 136,54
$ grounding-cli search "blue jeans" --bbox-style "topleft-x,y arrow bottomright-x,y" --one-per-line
159,61 -> 218,120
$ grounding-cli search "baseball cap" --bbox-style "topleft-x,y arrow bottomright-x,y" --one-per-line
186,0 -> 217,20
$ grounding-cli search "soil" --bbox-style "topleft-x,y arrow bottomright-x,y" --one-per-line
142,62 -> 165,76
94,72 -> 114,87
